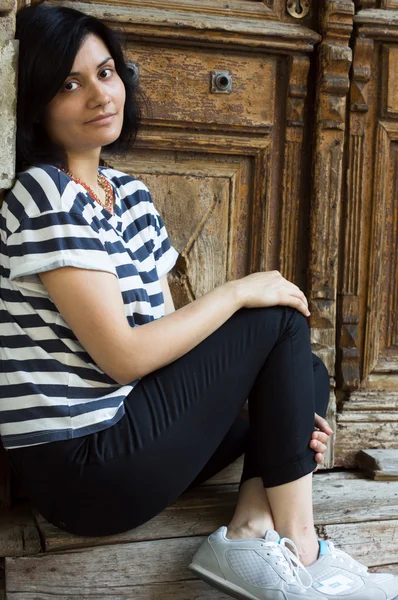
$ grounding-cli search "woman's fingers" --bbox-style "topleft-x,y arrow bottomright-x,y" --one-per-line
312,430 -> 329,445
314,413 -> 334,435
310,438 -> 327,454
277,288 -> 310,317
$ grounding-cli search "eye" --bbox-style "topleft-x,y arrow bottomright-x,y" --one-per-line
99,68 -> 113,79
62,81 -> 80,92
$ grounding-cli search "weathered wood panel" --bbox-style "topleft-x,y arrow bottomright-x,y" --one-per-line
317,520 -> 398,566
5,537 -> 207,596
356,449 -> 398,479
125,44 -> 276,132
205,456 -> 243,485
35,472 -> 398,553
338,34 -> 374,392
61,0 -> 276,21
335,392 -> 398,466
107,153 -> 254,308
7,517 -> 398,599
47,1 -> 321,53
0,503 -> 41,558
308,1 -> 354,470
6,580 -> 231,600
34,485 -> 237,552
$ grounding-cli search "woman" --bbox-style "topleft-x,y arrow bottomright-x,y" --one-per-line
0,5 -> 396,600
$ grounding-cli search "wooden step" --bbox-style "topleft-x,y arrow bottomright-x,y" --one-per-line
33,471 -> 398,553
5,471 -> 398,599
335,392 -> 398,467
356,449 -> 398,480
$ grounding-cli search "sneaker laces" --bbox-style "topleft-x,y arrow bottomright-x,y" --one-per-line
279,537 -> 313,590
325,541 -> 367,574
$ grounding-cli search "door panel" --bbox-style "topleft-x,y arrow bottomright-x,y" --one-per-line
125,44 -> 276,132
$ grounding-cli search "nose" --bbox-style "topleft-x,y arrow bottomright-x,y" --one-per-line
87,79 -> 111,108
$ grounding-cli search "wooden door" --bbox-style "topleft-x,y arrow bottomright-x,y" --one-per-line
50,0 -> 343,467
335,1 -> 398,466
33,0 -> 398,468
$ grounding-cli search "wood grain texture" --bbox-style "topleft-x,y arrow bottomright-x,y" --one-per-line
8,474 -> 398,599
67,0 -> 276,21
384,45 -> 398,116
43,1 -> 321,52
356,449 -> 398,479
0,503 -> 41,557
124,44 -> 276,133
335,392 -> 398,466
280,55 -> 309,283
105,151 -> 254,307
317,519 -> 398,566
34,472 -> 398,553
308,0 -> 354,382
6,580 -> 231,600
363,122 -> 398,379
338,35 -> 373,392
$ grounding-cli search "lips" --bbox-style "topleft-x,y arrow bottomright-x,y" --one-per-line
86,113 -> 116,124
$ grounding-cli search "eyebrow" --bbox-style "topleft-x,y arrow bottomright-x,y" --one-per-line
68,56 -> 113,77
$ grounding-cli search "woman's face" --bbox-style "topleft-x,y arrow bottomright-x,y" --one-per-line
43,34 -> 126,157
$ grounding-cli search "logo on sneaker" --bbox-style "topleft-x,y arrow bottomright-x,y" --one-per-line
314,574 -> 355,595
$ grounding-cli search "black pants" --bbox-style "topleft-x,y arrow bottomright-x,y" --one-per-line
9,307 -> 329,537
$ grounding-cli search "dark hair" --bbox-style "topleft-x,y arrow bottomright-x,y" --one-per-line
15,5 -> 143,171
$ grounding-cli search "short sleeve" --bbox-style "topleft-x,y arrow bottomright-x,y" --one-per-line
151,205 -> 179,278
8,210 -> 117,282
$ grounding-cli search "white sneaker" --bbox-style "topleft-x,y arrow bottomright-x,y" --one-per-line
306,539 -> 398,599
189,527 -> 312,599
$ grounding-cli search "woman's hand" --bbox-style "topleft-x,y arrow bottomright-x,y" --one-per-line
311,413 -> 334,471
234,271 -> 310,318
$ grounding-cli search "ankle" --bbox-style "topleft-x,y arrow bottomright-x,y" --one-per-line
226,519 -> 273,541
279,527 -> 319,567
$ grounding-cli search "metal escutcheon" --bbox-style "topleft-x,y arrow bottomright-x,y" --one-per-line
286,0 -> 310,19
211,71 -> 233,94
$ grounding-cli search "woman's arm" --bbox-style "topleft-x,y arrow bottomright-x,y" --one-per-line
39,268 -> 309,385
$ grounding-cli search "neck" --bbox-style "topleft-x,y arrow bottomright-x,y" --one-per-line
65,150 -> 101,193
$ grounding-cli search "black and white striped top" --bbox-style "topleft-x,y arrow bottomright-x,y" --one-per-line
0,164 -> 178,450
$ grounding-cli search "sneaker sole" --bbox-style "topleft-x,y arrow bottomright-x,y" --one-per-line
189,563 -> 398,600
189,563 -> 283,600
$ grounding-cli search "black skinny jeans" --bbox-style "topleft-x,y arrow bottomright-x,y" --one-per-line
9,307 -> 329,537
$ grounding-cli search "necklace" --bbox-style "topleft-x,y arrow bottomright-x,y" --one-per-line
61,168 -> 115,214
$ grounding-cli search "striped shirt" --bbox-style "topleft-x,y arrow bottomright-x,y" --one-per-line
0,164 -> 178,450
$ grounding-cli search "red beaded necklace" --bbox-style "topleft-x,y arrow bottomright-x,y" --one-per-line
61,168 -> 115,215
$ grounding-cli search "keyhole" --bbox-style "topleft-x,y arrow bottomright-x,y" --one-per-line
286,0 -> 310,18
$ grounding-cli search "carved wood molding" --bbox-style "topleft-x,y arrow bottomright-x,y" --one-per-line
383,45 -> 398,118
280,55 -> 310,282
354,9 -> 398,40
338,36 -> 373,391
363,121 -> 398,379
309,0 -> 354,376
126,127 -> 271,156
44,1 -> 321,53
62,0 -> 279,22
387,149 -> 398,349
250,147 -> 273,273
